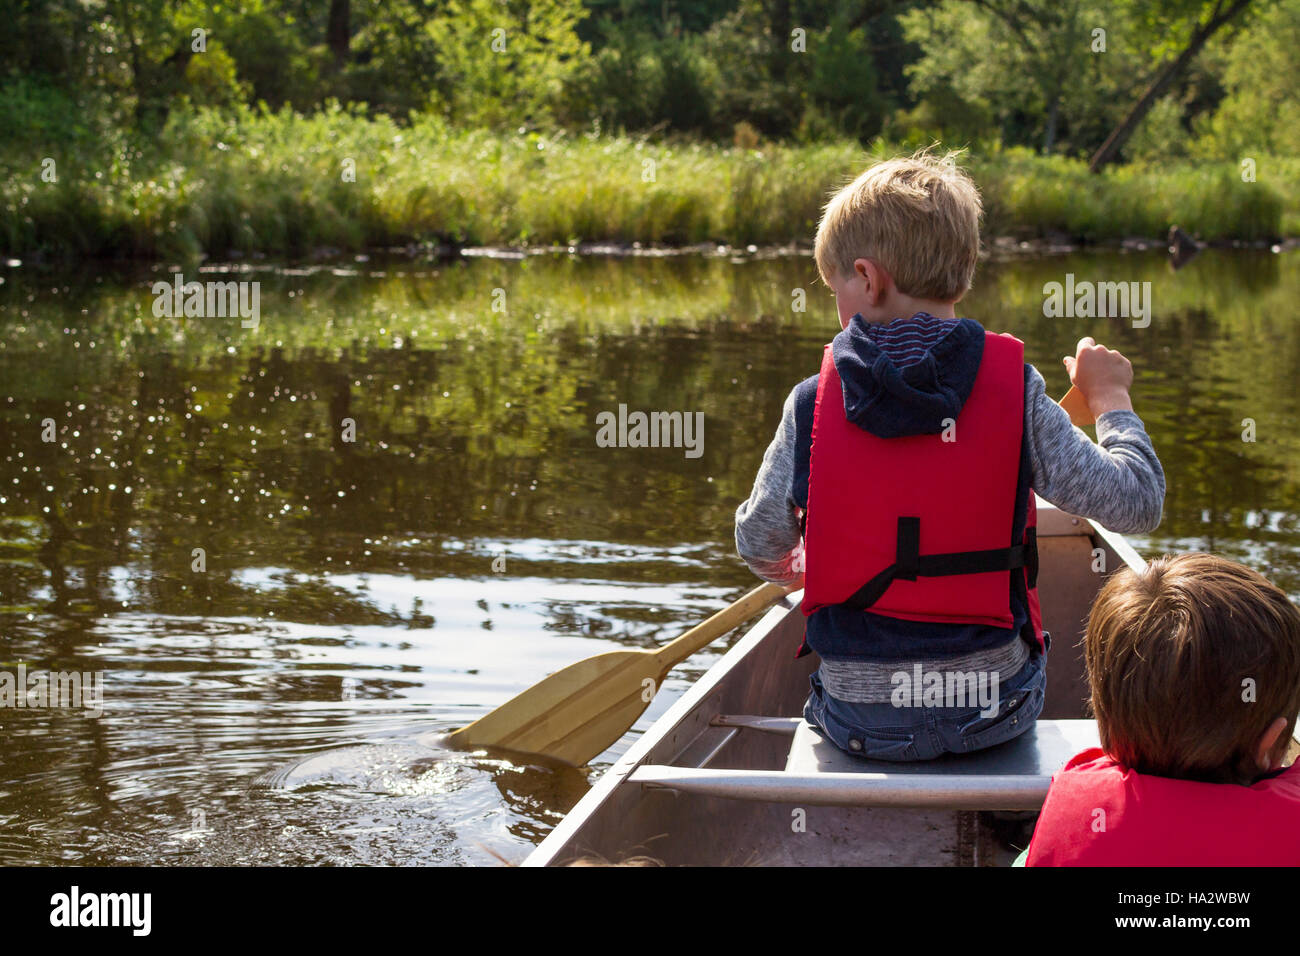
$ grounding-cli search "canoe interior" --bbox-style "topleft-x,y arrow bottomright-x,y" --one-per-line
526,506 -> 1131,867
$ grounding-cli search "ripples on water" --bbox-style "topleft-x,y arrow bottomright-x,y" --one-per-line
0,249 -> 1297,865
0,543 -> 739,865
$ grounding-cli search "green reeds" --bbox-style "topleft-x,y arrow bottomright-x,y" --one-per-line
0,105 -> 1288,263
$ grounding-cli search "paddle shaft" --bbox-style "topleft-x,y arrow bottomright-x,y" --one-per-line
652,581 -> 791,671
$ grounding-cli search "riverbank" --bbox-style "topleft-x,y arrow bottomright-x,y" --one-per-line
1,106 -> 1293,263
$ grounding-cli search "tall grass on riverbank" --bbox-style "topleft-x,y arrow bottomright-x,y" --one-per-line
0,106 -> 1289,262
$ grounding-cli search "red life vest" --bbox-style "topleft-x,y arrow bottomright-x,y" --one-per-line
800,330 -> 1042,647
1026,747 -> 1300,865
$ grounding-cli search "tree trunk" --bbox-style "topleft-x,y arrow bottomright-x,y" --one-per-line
1088,0 -> 1252,172
327,0 -> 350,66
769,0 -> 792,79
1043,94 -> 1059,154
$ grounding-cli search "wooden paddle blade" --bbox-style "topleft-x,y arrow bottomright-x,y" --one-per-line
444,649 -> 665,767
444,581 -> 790,767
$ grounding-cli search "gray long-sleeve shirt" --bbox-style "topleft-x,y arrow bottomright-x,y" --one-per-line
735,364 -> 1165,586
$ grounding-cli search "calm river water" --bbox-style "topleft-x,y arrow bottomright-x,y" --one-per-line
0,248 -> 1297,864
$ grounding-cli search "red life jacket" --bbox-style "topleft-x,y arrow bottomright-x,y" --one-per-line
1026,747 -> 1300,866
800,330 -> 1042,648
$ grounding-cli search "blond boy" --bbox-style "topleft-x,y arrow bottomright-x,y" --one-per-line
735,151 -> 1165,759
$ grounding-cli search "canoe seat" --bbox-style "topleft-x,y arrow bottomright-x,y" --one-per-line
628,718 -> 1099,811
784,717 -> 1098,777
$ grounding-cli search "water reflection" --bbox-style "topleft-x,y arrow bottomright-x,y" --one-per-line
0,248 -> 1297,864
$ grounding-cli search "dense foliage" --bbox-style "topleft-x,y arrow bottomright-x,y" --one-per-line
0,0 -> 1294,257
4,0 -> 1292,151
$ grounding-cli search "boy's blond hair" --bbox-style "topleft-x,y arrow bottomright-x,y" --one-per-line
1086,553 -> 1300,785
814,150 -> 982,302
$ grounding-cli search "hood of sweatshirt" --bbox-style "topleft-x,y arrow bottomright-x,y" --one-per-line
830,313 -> 986,439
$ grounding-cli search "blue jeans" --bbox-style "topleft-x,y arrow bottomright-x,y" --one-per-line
802,643 -> 1048,761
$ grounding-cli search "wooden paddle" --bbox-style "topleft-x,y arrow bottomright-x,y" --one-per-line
444,581 -> 792,767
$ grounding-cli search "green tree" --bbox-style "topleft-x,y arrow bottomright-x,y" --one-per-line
1194,0 -> 1300,157
900,0 -> 1121,154
798,12 -> 889,142
426,0 -> 589,128
0,0 -> 101,87
698,0 -> 894,141
202,0 -> 330,110
107,0 -> 199,129
1088,0 -> 1261,170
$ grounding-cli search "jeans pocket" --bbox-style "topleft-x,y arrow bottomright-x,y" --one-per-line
805,685 -> 924,761
845,726 -> 919,761
821,703 -> 923,761
958,682 -> 1044,752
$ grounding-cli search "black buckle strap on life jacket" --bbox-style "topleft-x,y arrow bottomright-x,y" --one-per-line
840,516 -> 1034,612
1024,526 -> 1039,589
1013,526 -> 1041,650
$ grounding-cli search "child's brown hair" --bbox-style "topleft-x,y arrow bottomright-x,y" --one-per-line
1085,552 -> 1300,784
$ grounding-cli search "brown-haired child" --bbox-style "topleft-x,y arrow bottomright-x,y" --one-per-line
1024,552 -> 1300,865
